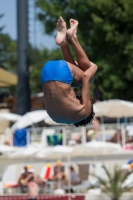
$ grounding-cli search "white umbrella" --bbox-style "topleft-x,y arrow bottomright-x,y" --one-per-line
36,147 -> 54,159
0,113 -> 21,122
53,145 -> 74,157
0,144 -> 15,153
70,141 -> 121,157
94,99 -> 133,118
84,141 -> 121,155
94,100 -> 133,145
9,144 -> 41,158
36,145 -> 74,159
94,105 -> 110,117
11,110 -> 49,131
36,142 -> 121,159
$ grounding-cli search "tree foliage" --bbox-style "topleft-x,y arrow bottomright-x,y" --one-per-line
0,14 -> 4,32
0,14 -> 17,71
0,14 -> 17,96
0,34 -> 17,71
91,164 -> 133,200
36,0 -> 133,100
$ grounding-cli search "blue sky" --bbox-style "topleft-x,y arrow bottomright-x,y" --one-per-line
0,0 -> 56,49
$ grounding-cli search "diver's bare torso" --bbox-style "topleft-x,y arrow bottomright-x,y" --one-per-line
43,81 -> 85,124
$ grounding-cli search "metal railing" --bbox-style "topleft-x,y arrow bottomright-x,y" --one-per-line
25,122 -> 133,147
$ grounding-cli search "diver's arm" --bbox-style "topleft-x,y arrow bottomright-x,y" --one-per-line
81,63 -> 98,116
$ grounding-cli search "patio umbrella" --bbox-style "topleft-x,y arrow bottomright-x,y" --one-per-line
35,147 -> 54,159
36,145 -> 74,159
0,113 -> 21,122
9,144 -> 41,158
94,99 -> 133,118
0,67 -> 17,87
94,104 -> 110,117
70,141 -> 122,158
94,100 -> 133,146
11,110 -> 49,131
84,141 -> 122,155
53,145 -> 74,158
0,144 -> 15,153
36,142 -> 121,160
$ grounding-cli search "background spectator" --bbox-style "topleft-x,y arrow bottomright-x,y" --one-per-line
18,166 -> 33,193
70,166 -> 81,185
22,173 -> 44,200
49,166 -> 67,187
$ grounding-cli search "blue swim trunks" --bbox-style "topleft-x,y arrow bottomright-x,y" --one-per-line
40,60 -> 73,85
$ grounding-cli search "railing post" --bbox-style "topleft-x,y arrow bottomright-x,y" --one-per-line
82,127 -> 86,144
121,124 -> 126,147
62,126 -> 66,145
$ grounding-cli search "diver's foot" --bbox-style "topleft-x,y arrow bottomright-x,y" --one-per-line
56,16 -> 68,46
67,19 -> 79,39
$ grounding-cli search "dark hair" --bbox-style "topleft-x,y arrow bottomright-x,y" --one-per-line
74,94 -> 95,127
70,166 -> 74,171
24,166 -> 28,171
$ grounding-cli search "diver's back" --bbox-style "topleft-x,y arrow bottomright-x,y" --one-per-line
43,81 -> 80,124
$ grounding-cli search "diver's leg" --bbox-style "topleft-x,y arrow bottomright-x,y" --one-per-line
56,16 -> 76,65
67,19 -> 91,72
56,17 -> 93,86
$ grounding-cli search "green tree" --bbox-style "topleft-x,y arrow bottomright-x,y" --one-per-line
0,14 -> 17,71
0,14 -> 17,96
36,0 -> 133,100
0,33 -> 17,96
0,14 -> 4,32
0,34 -> 17,71
91,165 -> 133,200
